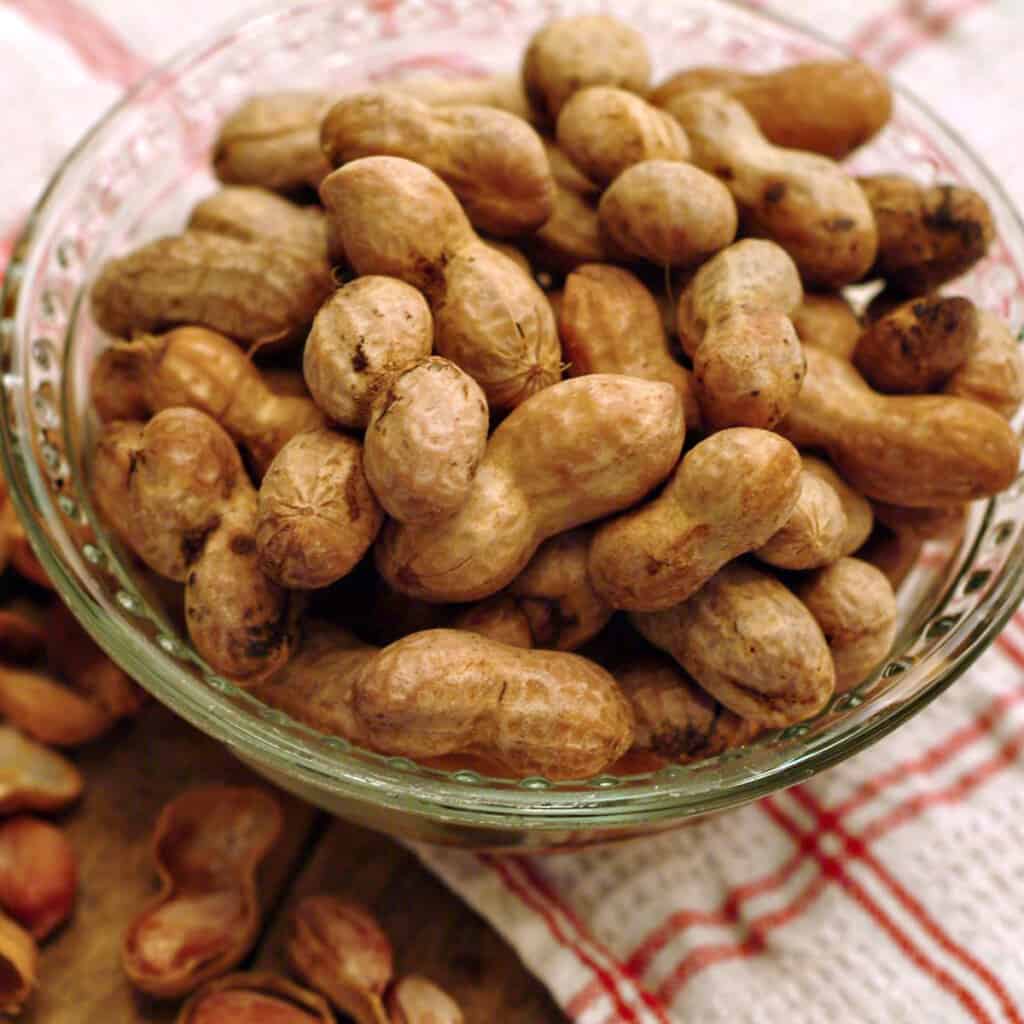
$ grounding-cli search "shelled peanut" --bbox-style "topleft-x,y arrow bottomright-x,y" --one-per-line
79,11 -> 1024,789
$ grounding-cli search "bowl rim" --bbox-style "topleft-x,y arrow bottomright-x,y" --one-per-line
4,0 -> 1024,834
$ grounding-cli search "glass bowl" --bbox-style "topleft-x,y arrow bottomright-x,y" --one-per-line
3,0 -> 1024,851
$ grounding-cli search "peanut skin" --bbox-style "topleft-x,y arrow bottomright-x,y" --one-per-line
792,292 -> 861,360
858,175 -> 995,292
796,557 -> 898,692
559,263 -> 700,429
945,309 -> 1024,418
321,90 -> 554,236
677,239 -> 805,430
364,358 -> 488,525
555,87 -> 690,185
94,327 -> 326,474
321,157 -> 561,409
598,159 -> 738,269
376,375 -> 685,602
632,562 -> 835,727
353,630 -> 633,779
651,60 -> 892,159
522,15 -> 651,123
853,296 -> 977,393
257,429 -> 383,590
665,89 -> 877,287
778,345 -> 1020,506
303,276 -> 434,428
213,91 -> 333,193
179,973 -> 335,1024
617,654 -> 761,762
91,232 -> 334,345
590,428 -> 801,611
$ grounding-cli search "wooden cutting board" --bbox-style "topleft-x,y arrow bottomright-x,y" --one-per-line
20,702 -> 565,1023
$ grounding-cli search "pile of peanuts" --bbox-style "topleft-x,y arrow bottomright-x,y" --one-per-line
0,471 -> 146,1014
88,15 -> 1023,785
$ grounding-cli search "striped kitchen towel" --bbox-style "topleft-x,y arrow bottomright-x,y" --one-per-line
4,2 -> 1024,1021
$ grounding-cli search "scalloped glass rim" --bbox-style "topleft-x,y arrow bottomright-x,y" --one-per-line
3,0 -> 1024,837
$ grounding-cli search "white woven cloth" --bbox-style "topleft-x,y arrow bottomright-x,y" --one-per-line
5,3 -> 1024,1021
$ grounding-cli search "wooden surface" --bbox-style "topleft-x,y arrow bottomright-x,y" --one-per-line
25,703 -> 566,1023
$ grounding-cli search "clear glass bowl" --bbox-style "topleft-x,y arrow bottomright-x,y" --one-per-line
3,0 -> 1024,851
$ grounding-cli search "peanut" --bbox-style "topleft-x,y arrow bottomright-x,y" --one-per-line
528,185 -> 613,272
796,557 -> 898,692
286,896 -> 392,1024
256,428 -> 383,589
179,973 -> 334,1024
598,159 -> 738,268
945,309 -> 1024,418
754,462 -> 847,570
871,502 -> 968,542
0,817 -> 76,940
543,137 -> 599,195
451,595 -> 534,649
213,91 -> 333,193
303,276 -> 433,428
0,604 -> 46,664
0,912 -> 36,1015
555,87 -> 690,185
93,326 -> 326,474
394,73 -> 535,123
853,295 -> 977,393
90,345 -> 149,422
376,375 -> 684,602
617,654 -> 761,762
589,428 -> 801,611
676,239 -> 804,429
778,345 -> 1020,506
387,975 -> 464,1024
188,186 -> 328,263
801,456 -> 875,556
665,89 -> 877,286
93,410 -> 297,681
321,157 -> 561,408
792,292 -> 861,360
859,524 -> 924,589
363,358 -> 489,525
559,263 -> 700,429
0,667 -> 113,747
321,90 -> 554,236
858,175 -> 995,292
651,60 -> 892,159
91,232 -> 334,345
354,629 -> 633,779
632,562 -> 835,727
0,725 -> 82,814
122,786 -> 283,998
522,15 -> 651,123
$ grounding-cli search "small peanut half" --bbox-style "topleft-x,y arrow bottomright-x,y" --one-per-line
0,725 -> 82,815
178,973 -> 335,1024
0,817 -> 77,940
286,896 -> 393,1024
590,428 -> 801,611
632,561 -> 835,727
387,975 -> 464,1024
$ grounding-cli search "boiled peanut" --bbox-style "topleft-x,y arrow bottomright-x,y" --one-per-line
555,87 -> 690,185
528,185 -> 614,272
853,295 -> 977,393
945,309 -> 1024,418
778,345 -> 1020,506
858,175 -> 995,292
792,292 -> 861,360
632,561 -> 835,727
665,89 -> 877,287
522,15 -> 651,122
256,428 -> 383,590
559,263 -> 700,429
179,973 -> 334,1024
677,239 -> 804,429
321,157 -> 561,408
598,160 -> 737,268
801,455 -> 875,556
394,73 -> 535,123
91,232 -> 333,345
651,60 -> 892,159
796,557 -> 898,692
376,375 -> 684,602
590,428 -> 801,611
451,595 -> 534,649
321,90 -> 554,236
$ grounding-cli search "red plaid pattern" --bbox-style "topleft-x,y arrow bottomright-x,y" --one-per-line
5,1 -> 1024,1020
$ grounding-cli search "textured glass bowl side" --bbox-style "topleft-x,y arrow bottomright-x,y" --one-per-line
3,0 -> 1024,848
